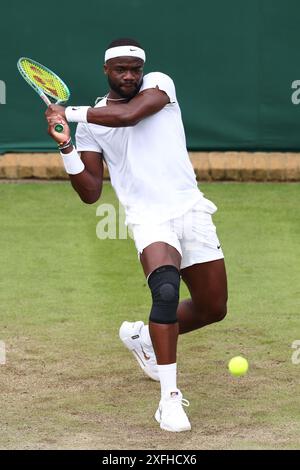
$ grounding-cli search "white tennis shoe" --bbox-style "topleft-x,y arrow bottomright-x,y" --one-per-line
155,389 -> 191,432
119,320 -> 159,381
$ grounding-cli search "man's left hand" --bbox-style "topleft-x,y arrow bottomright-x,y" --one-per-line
45,104 -> 66,120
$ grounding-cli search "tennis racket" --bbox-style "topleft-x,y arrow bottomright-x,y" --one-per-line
17,57 -> 70,133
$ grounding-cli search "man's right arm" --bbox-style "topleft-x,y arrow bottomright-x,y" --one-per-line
63,147 -> 104,204
47,113 -> 103,204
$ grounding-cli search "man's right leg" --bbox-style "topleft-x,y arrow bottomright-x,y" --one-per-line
140,242 -> 191,431
140,242 -> 181,367
119,241 -> 181,380
120,241 -> 191,432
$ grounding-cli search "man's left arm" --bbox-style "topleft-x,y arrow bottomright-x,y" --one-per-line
46,87 -> 170,128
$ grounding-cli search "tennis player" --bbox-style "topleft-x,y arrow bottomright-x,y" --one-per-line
46,38 -> 228,432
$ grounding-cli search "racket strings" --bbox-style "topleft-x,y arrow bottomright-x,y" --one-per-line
20,59 -> 69,102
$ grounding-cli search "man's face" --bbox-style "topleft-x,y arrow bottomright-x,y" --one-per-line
104,57 -> 144,99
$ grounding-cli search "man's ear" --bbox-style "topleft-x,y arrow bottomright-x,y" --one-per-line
103,64 -> 108,75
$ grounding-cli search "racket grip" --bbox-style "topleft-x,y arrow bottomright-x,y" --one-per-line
54,124 -> 64,133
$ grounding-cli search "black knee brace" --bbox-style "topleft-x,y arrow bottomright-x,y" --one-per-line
148,265 -> 180,324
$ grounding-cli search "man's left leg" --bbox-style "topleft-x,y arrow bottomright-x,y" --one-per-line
178,258 -> 228,334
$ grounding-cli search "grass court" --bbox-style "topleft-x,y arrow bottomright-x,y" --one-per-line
0,181 -> 299,449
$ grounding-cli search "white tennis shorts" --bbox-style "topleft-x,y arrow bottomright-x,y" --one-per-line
129,198 -> 224,270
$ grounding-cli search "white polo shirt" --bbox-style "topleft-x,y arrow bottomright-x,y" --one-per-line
75,72 -> 204,225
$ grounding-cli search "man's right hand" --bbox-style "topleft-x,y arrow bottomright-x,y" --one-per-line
46,112 -> 71,144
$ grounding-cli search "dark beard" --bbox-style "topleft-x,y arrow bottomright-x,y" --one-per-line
107,76 -> 142,99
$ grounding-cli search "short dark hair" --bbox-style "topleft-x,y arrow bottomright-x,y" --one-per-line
107,38 -> 143,49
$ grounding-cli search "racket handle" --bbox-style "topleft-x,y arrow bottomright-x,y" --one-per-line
54,124 -> 64,133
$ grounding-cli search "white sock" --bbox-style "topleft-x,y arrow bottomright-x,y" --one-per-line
157,363 -> 177,398
140,324 -> 152,348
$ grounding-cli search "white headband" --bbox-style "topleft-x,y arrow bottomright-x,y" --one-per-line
104,45 -> 146,63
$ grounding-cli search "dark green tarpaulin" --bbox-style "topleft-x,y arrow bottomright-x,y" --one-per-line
1,0 -> 300,153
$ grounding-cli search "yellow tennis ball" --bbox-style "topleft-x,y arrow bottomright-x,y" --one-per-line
228,356 -> 248,377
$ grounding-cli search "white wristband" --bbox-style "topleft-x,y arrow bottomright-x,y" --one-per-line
65,106 -> 90,123
60,147 -> 85,175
